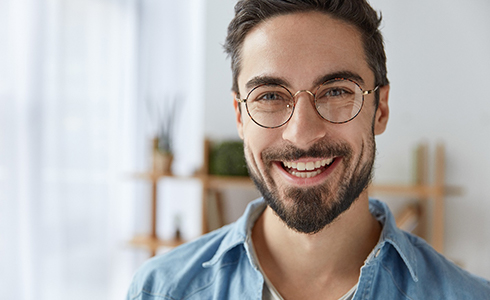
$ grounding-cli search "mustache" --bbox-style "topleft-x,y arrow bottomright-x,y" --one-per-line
261,140 -> 353,164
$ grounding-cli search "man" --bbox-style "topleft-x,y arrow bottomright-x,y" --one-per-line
127,0 -> 490,299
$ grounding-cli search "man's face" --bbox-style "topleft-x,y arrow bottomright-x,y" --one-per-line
234,12 -> 389,233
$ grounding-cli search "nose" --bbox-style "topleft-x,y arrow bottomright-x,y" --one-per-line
281,90 -> 327,148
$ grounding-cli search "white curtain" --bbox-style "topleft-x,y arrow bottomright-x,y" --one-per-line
0,0 -> 140,299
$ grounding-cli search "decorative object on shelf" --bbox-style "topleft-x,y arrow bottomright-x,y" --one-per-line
208,140 -> 248,176
128,93 -> 187,257
173,214 -> 182,241
147,93 -> 184,175
153,137 -> 173,175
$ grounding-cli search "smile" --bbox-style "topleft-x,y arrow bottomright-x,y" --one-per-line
282,158 -> 335,178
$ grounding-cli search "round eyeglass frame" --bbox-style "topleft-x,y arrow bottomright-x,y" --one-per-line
235,77 -> 379,129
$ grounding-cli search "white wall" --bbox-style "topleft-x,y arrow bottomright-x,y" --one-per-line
204,0 -> 237,140
203,0 -> 490,279
369,0 -> 490,278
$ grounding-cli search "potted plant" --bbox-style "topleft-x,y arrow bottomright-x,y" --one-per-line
149,94 -> 182,175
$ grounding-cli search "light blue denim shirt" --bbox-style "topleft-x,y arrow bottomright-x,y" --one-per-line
127,198 -> 490,299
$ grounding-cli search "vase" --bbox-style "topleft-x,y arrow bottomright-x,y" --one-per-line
153,150 -> 173,175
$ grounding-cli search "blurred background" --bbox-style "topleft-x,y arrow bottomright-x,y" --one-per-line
1,0 -> 489,299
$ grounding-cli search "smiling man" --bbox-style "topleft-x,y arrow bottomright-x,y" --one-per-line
127,1 -> 490,299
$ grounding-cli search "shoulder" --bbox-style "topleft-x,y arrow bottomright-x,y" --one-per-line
412,234 -> 489,293
126,198 -> 267,299
395,232 -> 490,298
368,199 -> 490,298
126,224 -> 245,300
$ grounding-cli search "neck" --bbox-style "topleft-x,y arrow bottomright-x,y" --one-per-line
252,192 -> 381,299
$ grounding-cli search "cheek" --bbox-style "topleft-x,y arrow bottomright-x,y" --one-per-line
242,121 -> 280,167
350,125 -> 376,165
337,117 -> 374,158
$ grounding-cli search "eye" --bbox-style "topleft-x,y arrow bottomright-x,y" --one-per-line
323,87 -> 351,98
257,92 -> 285,101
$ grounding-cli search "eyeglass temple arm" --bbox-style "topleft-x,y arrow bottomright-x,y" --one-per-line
362,85 -> 379,95
235,95 -> 246,103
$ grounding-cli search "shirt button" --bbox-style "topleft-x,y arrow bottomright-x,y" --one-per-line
375,248 -> 381,258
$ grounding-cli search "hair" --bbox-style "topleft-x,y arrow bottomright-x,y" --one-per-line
224,0 -> 389,98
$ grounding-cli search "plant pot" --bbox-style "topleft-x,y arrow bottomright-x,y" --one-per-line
153,150 -> 173,175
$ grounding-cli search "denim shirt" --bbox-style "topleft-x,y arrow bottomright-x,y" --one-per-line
127,198 -> 490,299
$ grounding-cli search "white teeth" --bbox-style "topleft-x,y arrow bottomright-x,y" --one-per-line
282,158 -> 335,178
291,170 -> 322,178
283,158 -> 334,170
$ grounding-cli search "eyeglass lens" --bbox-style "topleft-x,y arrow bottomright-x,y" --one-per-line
245,79 -> 364,128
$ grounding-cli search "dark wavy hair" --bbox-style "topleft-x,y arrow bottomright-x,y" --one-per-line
224,0 -> 389,97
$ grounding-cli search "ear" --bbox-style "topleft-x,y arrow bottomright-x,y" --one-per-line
233,92 -> 244,139
373,84 -> 390,135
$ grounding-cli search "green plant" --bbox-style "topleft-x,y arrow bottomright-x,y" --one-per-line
209,140 -> 249,176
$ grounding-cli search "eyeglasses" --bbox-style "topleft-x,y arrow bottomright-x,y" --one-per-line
235,78 -> 379,128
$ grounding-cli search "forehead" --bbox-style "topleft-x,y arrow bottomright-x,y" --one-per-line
238,11 -> 373,91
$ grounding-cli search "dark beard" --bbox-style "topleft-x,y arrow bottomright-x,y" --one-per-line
247,138 -> 375,234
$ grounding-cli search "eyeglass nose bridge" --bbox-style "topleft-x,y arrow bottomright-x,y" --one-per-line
289,89 -> 319,113
285,89 -> 324,124
292,89 -> 315,100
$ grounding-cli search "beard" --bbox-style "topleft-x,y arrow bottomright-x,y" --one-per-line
246,137 -> 375,234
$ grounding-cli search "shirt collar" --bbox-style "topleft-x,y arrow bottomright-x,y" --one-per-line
369,198 -> 419,282
202,198 -> 266,268
203,198 -> 419,283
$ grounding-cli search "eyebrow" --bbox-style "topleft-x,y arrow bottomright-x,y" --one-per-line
312,71 -> 365,87
244,70 -> 366,93
245,76 -> 290,91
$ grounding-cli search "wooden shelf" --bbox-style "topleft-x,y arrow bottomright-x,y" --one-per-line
205,175 -> 254,189
132,171 -> 177,181
368,143 -> 457,254
129,235 -> 185,252
368,184 -> 461,198
133,172 -> 252,184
